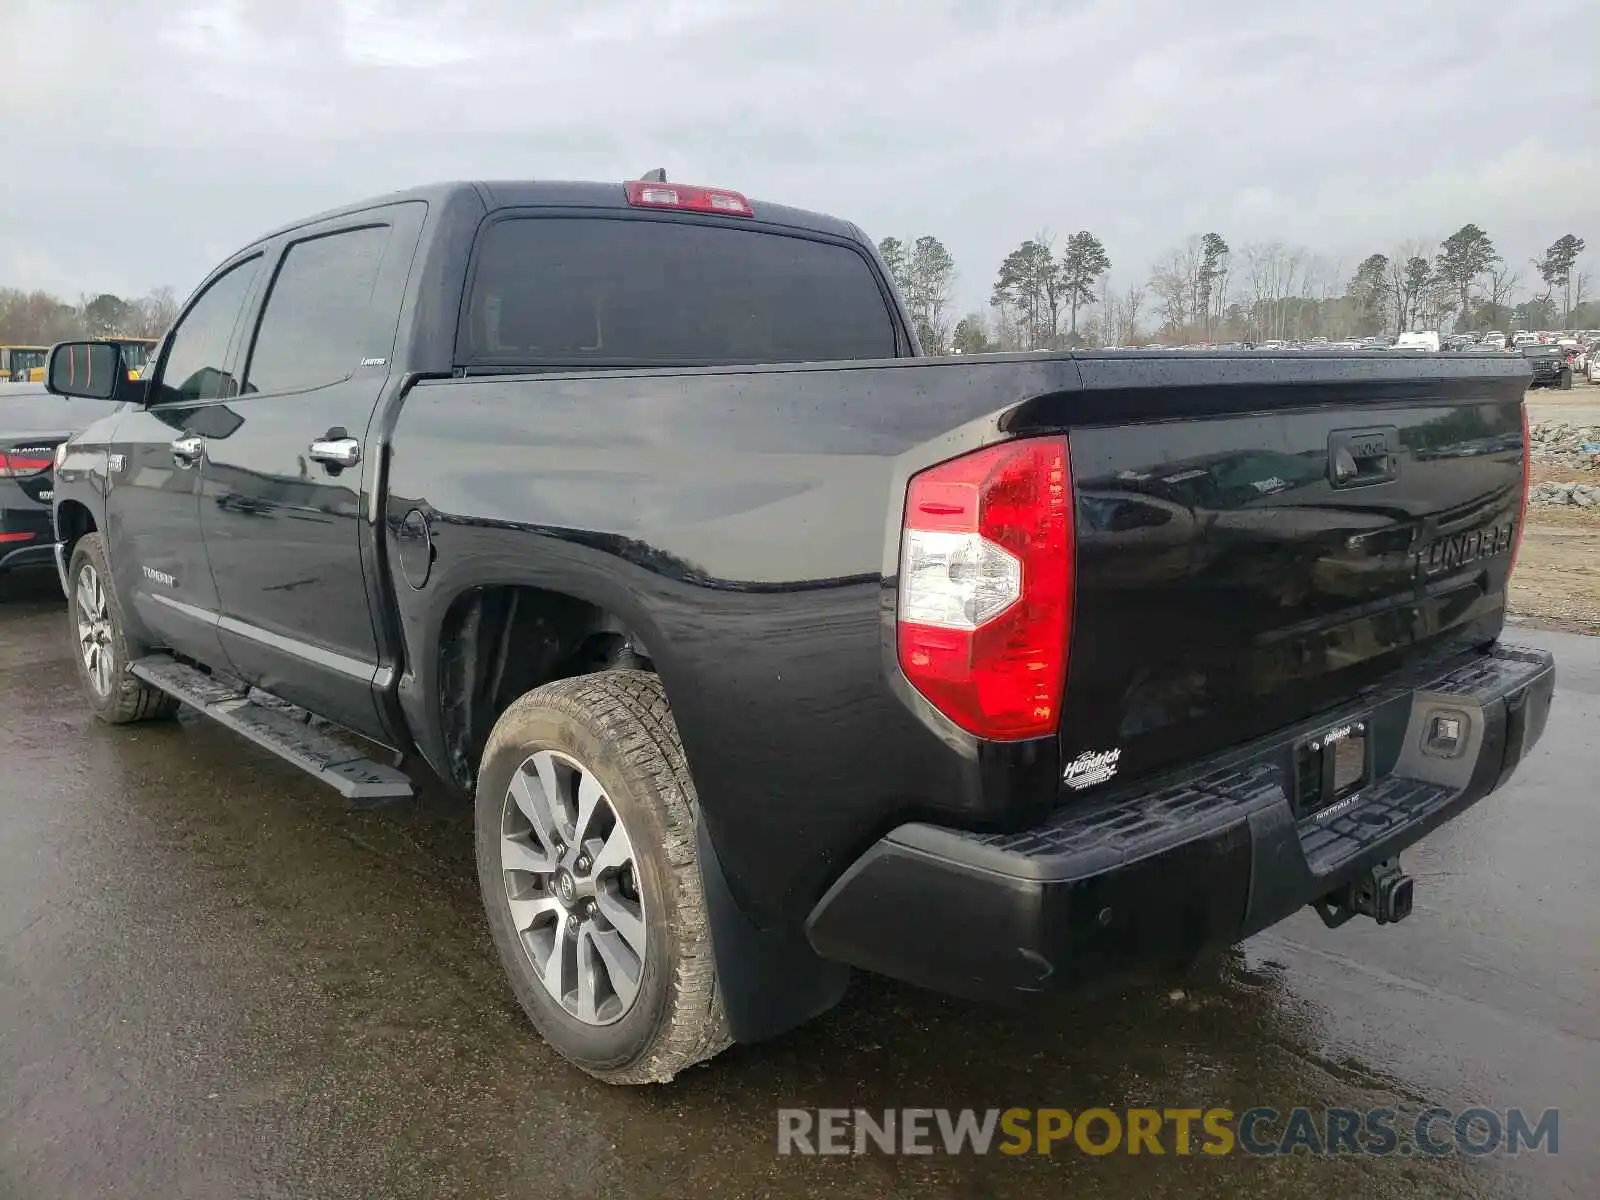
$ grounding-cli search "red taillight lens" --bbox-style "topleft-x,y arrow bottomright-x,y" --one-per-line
0,450 -> 53,478
1510,400 -> 1529,581
623,180 -> 753,217
896,436 -> 1073,740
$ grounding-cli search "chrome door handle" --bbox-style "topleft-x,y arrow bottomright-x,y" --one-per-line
170,436 -> 203,467
308,437 -> 361,468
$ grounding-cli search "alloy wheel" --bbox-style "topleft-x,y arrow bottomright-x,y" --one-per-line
500,749 -> 648,1026
75,563 -> 114,697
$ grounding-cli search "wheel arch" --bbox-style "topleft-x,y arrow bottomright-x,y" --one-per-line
429,578 -> 665,796
55,497 -> 98,559
421,573 -> 851,1046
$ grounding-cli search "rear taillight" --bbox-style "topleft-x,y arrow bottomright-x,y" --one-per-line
0,449 -> 52,478
623,180 -> 753,217
1510,401 -> 1529,581
896,436 -> 1073,740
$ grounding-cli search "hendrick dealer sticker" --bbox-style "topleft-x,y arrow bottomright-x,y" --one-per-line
1063,748 -> 1121,791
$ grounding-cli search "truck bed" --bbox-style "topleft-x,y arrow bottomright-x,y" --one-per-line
386,350 -> 1532,925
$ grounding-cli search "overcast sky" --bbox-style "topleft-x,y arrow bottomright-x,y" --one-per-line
2,0 -> 1596,315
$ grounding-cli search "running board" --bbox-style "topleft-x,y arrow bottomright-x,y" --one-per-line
130,655 -> 414,803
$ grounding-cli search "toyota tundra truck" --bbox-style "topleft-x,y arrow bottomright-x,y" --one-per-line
44,176 -> 1554,1084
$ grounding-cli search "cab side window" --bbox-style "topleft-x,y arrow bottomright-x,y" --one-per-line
243,225 -> 391,396
152,256 -> 262,403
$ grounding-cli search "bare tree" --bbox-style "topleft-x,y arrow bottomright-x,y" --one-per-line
1119,284 -> 1146,346
989,300 -> 1024,352
1148,250 -> 1188,338
1241,242 -> 1307,341
1096,274 -> 1115,345
131,287 -> 179,338
0,288 -> 85,343
1386,239 -> 1435,333
1481,263 -> 1521,330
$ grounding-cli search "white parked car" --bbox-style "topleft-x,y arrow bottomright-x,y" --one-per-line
1392,331 -> 1441,352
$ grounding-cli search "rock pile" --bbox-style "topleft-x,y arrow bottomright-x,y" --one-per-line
1531,480 -> 1600,507
1529,421 -> 1600,470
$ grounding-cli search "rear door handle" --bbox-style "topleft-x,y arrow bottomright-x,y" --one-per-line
308,437 -> 361,468
170,436 -> 203,467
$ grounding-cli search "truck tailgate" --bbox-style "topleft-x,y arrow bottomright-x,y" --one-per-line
1059,357 -> 1527,792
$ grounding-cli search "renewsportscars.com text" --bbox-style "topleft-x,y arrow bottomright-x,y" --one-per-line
776,1106 -> 1560,1157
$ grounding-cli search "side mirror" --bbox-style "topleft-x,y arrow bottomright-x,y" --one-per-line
46,341 -> 125,401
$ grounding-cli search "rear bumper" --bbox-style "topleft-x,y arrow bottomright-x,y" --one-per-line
0,503 -> 53,574
806,642 -> 1556,1000
0,542 -> 55,573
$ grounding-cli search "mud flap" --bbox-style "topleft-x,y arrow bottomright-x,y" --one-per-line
696,820 -> 850,1044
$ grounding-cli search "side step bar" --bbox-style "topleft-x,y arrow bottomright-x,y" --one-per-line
131,655 -> 414,803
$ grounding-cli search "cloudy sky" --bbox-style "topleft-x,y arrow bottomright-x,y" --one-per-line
2,0 -> 1596,314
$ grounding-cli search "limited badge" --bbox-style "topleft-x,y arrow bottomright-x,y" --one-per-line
1063,748 -> 1122,791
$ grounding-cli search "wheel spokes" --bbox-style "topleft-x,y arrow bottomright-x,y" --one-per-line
76,569 -> 97,619
501,833 -> 554,875
590,821 -> 632,878
499,748 -> 650,1027
540,907 -> 569,998
574,929 -> 602,1024
572,771 -> 604,848
506,892 -> 563,934
509,761 -> 562,858
587,925 -> 642,1014
596,890 -> 646,959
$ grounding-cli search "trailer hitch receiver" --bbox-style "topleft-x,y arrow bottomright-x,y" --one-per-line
1313,858 -> 1415,928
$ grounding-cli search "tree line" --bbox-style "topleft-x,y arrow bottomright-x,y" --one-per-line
5,225 -> 1592,353
0,287 -> 179,346
879,228 -> 1592,352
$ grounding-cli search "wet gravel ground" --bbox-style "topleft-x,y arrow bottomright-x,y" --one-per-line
0,572 -> 1595,1199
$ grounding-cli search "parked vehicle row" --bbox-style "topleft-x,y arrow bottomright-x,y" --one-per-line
37,175 -> 1555,1086
1119,329 -> 1600,364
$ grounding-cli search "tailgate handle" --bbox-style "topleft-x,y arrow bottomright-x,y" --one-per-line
1328,427 -> 1398,488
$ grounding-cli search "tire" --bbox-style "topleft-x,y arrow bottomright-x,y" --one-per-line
474,669 -> 729,1084
65,533 -> 179,724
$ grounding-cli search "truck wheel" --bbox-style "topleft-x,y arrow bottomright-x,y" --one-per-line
474,670 -> 729,1084
66,534 -> 179,724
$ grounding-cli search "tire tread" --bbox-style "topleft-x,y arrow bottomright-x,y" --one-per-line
67,534 -> 180,725
481,669 -> 730,1083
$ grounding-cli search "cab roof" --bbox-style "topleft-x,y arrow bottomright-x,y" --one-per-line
250,179 -> 863,249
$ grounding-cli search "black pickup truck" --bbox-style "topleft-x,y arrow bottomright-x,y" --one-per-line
45,178 -> 1554,1084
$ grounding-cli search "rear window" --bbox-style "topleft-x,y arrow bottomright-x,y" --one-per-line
459,216 -> 897,369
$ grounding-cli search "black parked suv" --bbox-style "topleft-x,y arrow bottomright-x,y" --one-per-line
1522,343 -> 1572,389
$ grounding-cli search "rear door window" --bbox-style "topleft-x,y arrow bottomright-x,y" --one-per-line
459,217 -> 897,369
243,225 -> 392,395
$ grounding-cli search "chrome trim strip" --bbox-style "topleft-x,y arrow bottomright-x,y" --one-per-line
149,591 -> 389,684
